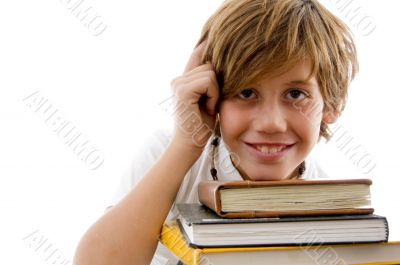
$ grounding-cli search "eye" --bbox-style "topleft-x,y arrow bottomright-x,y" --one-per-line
238,89 -> 256,100
285,89 -> 307,101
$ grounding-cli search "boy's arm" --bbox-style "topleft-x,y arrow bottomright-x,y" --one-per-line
74,41 -> 219,265
73,138 -> 202,265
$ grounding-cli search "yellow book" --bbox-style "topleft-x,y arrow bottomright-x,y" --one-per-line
160,221 -> 400,265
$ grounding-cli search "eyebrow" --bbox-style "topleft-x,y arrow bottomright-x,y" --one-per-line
285,80 -> 317,87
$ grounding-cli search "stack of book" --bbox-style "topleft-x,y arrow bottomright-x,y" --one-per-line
161,178 -> 400,264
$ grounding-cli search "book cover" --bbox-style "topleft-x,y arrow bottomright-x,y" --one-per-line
177,203 -> 388,248
198,179 -> 373,218
160,221 -> 400,265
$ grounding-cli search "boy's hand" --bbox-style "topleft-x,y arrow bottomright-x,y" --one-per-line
170,41 -> 219,150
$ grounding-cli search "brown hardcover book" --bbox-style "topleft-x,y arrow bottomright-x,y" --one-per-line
198,179 -> 374,218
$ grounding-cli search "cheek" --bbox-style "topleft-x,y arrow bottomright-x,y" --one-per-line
295,101 -> 324,142
219,102 -> 249,140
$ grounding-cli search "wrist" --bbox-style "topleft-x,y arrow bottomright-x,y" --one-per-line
169,134 -> 207,159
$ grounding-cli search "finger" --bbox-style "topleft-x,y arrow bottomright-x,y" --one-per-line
184,62 -> 213,77
177,68 -> 215,87
171,64 -> 213,93
183,41 -> 207,74
183,74 -> 219,115
173,69 -> 218,94
171,67 -> 213,94
204,76 -> 220,116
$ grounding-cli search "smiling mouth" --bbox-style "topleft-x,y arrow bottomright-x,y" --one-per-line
251,144 -> 293,154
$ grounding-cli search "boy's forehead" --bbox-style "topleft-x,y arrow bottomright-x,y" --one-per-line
253,59 -> 317,86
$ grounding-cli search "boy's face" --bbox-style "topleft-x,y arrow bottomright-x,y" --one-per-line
219,60 -> 332,180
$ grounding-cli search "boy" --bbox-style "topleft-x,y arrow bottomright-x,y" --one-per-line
74,0 -> 358,264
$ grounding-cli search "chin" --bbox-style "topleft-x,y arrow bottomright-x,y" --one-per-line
248,175 -> 288,181
238,164 -> 297,181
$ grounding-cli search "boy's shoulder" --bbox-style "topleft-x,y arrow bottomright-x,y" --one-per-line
304,155 -> 330,180
134,127 -> 173,158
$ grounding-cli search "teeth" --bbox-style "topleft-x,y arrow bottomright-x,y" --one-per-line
256,145 -> 285,154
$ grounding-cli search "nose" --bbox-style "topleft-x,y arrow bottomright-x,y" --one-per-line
252,102 -> 287,134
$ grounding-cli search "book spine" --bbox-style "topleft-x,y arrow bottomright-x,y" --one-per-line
384,217 -> 390,241
160,222 -> 199,264
198,182 -> 222,216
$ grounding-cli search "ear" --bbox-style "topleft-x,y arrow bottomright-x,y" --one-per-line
322,111 -> 339,124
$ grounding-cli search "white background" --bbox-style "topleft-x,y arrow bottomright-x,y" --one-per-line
0,0 -> 399,264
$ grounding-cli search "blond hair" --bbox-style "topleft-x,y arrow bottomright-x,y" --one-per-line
198,0 -> 358,140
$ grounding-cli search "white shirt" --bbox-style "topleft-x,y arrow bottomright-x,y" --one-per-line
109,128 -> 330,264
